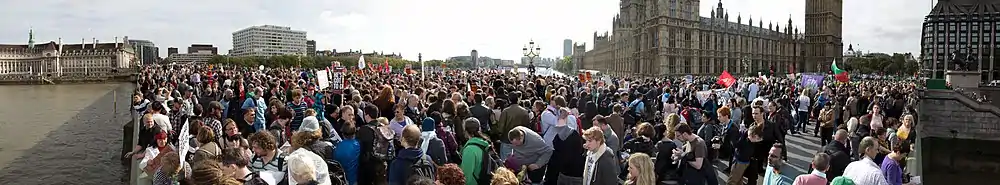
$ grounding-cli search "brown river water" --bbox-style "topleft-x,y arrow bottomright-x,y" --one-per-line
0,83 -> 134,185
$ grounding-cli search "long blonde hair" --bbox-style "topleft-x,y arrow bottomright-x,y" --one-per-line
627,153 -> 656,185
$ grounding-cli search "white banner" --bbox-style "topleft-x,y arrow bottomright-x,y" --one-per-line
177,119 -> 191,163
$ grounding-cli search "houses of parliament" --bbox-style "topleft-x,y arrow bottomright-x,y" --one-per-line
574,0 -> 843,76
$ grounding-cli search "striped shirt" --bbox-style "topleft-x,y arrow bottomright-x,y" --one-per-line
249,151 -> 287,173
843,157 -> 891,185
287,101 -> 308,131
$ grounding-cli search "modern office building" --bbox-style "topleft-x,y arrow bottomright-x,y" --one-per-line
471,50 -> 479,68
128,39 -> 159,65
563,39 -> 573,57
167,47 -> 178,56
921,0 -> 1000,82
230,25 -> 308,57
306,40 -> 316,56
578,0 -> 823,76
0,30 -> 138,79
187,44 -> 218,55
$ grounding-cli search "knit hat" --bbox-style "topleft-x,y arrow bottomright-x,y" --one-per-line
830,176 -> 855,185
299,116 -> 320,133
421,117 -> 435,132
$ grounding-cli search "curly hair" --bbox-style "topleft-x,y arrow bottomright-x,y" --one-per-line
489,167 -> 519,185
248,131 -> 278,151
436,163 -> 466,185
290,129 -> 321,150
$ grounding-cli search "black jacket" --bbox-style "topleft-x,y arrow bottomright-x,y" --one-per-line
469,104 -> 493,132
654,140 -> 680,182
544,129 -> 586,185
823,140 -> 852,180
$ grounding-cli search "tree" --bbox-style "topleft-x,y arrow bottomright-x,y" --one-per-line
554,56 -> 574,74
843,52 -> 918,75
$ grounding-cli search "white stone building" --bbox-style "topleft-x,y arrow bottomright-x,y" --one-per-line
230,25 -> 308,57
0,30 -> 138,79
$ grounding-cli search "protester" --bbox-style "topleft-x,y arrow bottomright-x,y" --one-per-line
506,126 -> 553,183
460,118 -> 493,185
334,124 -> 360,185
436,163 -> 466,185
387,124 -> 437,184
582,126 -> 619,185
625,153 -> 656,185
793,153 -> 831,185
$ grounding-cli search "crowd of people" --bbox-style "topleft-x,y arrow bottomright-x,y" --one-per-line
125,63 -> 922,185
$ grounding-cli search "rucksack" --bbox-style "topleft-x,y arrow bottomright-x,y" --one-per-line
470,142 -> 503,185
246,155 -> 289,185
368,125 -> 396,162
407,154 -> 437,181
324,159 -> 349,185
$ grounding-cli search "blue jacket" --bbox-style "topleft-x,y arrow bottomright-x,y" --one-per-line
334,138 -> 360,185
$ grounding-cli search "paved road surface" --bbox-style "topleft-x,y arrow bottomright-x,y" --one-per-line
710,126 -> 825,184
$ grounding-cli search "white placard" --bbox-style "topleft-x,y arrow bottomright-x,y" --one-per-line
177,119 -> 191,163
259,170 -> 285,185
316,70 -> 330,90
696,91 -> 712,105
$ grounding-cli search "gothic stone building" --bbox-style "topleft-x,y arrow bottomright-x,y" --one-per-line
0,30 -> 138,80
582,0 -> 841,76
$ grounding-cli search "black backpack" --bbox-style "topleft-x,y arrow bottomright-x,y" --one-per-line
407,154 -> 437,181
470,142 -> 503,185
245,170 -> 290,185
325,159 -> 349,185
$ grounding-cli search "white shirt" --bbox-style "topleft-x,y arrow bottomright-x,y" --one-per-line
843,157 -> 890,185
797,95 -> 811,112
152,113 -> 172,133
748,83 -> 760,101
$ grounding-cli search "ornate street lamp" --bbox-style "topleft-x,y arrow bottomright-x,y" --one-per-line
523,40 -> 541,74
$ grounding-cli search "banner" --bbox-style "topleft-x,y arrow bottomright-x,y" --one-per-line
696,91 -> 712,105
177,119 -> 191,166
801,74 -> 825,90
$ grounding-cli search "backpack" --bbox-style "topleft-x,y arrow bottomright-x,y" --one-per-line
325,159 -> 349,185
368,125 -> 396,162
246,156 -> 289,185
470,142 -> 503,185
407,154 -> 437,181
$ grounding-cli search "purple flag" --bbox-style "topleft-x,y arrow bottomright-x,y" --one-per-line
800,74 -> 825,89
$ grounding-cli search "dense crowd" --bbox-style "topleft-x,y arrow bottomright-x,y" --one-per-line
126,63 -> 921,185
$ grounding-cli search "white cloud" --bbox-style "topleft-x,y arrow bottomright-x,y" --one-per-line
0,0 -> 930,61
320,11 -> 369,30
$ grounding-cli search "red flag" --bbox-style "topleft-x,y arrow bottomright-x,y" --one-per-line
834,72 -> 850,82
717,70 -> 736,87
382,58 -> 390,74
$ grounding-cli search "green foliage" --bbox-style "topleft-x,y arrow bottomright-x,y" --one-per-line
554,56 -> 574,74
843,53 -> 919,75
207,55 -> 419,69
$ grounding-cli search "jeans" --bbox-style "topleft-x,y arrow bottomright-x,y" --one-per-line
796,111 -> 809,133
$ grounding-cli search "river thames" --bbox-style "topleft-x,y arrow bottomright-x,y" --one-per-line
0,83 -> 134,185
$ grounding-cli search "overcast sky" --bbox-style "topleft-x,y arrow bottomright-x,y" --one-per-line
0,0 -> 932,61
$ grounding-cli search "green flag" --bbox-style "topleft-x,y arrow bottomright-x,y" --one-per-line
832,62 -> 845,74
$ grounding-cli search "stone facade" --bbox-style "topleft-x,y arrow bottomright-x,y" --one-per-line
804,0 -> 844,73
580,0 -> 814,76
0,36 -> 138,80
917,89 -> 1000,184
